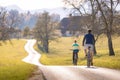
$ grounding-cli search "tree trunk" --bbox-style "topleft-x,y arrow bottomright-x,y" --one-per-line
93,44 -> 97,55
43,41 -> 49,53
43,38 -> 49,53
107,31 -> 115,56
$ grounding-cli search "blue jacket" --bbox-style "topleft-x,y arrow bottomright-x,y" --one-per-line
82,33 -> 95,45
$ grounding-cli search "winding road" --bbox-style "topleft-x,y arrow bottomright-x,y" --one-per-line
22,39 -> 120,80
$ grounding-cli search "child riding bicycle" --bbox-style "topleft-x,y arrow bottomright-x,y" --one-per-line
72,40 -> 80,65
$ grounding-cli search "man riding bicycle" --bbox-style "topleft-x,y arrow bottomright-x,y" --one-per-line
82,29 -> 95,66
72,40 -> 80,65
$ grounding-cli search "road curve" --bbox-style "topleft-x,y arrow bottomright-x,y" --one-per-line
22,39 -> 120,80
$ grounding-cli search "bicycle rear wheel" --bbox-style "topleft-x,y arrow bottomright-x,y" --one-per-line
73,53 -> 78,65
87,53 -> 91,67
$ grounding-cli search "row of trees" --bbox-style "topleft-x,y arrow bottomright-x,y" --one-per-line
0,7 -> 60,43
0,6 -> 60,53
0,7 -> 36,41
63,0 -> 120,56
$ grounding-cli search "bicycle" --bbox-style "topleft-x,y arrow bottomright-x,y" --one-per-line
73,50 -> 79,65
86,46 -> 92,67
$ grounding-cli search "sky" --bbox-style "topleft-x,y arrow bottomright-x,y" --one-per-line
0,0 -> 64,10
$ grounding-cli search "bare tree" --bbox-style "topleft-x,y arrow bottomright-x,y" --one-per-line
7,10 -> 22,38
95,0 -> 120,56
23,26 -> 30,38
33,12 -> 59,53
7,10 -> 21,28
63,0 -> 88,16
0,7 -> 10,41
112,11 -> 120,36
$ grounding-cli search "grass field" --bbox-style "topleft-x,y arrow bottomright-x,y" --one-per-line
0,39 -> 36,80
35,35 -> 120,69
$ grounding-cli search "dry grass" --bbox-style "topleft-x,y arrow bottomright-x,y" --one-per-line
0,39 -> 36,80
35,36 -> 120,69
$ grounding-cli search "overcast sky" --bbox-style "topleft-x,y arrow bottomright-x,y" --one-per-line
0,0 -> 64,10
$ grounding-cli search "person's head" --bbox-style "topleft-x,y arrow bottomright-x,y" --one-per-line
74,40 -> 77,43
88,29 -> 92,33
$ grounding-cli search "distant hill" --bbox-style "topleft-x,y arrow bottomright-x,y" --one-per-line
5,5 -> 23,12
5,5 -> 70,19
2,5 -> 71,29
30,7 -> 70,19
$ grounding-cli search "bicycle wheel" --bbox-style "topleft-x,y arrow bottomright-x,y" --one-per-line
87,52 -> 91,67
73,53 -> 77,65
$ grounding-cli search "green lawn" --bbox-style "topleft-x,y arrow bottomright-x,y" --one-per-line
0,39 -> 36,80
35,36 -> 120,69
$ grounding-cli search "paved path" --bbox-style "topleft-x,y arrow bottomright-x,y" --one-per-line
22,39 -> 120,80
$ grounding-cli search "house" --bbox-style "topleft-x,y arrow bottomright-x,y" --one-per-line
60,15 -> 91,36
60,17 -> 70,36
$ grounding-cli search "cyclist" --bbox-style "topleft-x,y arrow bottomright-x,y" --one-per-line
82,29 -> 95,66
72,40 -> 80,65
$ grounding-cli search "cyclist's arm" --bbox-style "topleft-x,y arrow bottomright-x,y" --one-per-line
82,36 -> 85,46
71,43 -> 74,50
